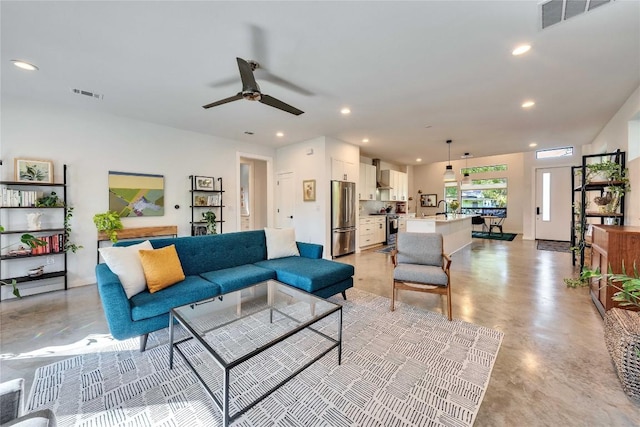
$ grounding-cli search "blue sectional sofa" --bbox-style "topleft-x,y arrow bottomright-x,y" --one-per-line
95,230 -> 354,350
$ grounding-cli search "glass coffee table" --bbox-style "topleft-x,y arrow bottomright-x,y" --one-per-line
169,279 -> 342,426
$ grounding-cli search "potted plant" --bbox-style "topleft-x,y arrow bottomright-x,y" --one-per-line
202,210 -> 217,235
448,200 -> 460,216
93,211 -> 123,243
0,225 -> 47,298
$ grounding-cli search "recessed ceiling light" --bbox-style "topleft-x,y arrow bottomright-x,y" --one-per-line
512,44 -> 531,56
276,132 -> 284,137
11,60 -> 38,71
340,108 -> 351,115
362,138 -> 369,143
416,158 -> 422,162
522,100 -> 535,108
529,142 -> 538,147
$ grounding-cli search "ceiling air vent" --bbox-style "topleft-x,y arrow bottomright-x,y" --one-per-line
70,88 -> 103,100
540,0 -> 614,30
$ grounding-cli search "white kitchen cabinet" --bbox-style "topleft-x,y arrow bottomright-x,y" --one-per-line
332,158 -> 357,182
359,163 -> 376,200
381,170 -> 407,201
359,216 -> 386,247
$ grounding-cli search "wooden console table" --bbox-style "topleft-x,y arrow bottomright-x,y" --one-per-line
97,225 -> 178,263
590,225 -> 640,317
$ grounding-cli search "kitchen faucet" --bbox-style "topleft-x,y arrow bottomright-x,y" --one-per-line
436,200 -> 448,218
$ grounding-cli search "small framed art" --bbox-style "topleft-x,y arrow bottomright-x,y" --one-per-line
420,194 -> 437,207
303,179 -> 316,202
195,176 -> 215,191
14,159 -> 54,183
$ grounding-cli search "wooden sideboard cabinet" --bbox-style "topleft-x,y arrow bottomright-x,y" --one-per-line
590,225 -> 640,317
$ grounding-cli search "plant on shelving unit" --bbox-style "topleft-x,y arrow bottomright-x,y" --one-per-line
64,207 -> 82,253
0,225 -> 47,298
35,191 -> 63,207
585,160 -> 631,190
93,211 -> 124,243
202,210 -> 217,235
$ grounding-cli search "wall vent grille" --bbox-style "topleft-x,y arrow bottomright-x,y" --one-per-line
540,0 -> 614,30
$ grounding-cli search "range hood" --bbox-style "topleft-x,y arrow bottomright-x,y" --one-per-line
372,158 -> 393,189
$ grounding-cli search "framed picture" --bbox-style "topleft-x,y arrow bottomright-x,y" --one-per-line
195,176 -> 215,191
421,194 -> 437,207
14,159 -> 54,183
303,179 -> 316,202
194,195 -> 208,206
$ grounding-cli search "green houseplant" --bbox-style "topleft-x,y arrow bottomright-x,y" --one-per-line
0,225 -> 47,298
93,211 -> 123,243
202,210 -> 217,235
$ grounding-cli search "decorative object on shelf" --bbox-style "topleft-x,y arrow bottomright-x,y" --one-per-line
26,212 -> 43,231
194,195 -> 208,206
594,192 -> 612,213
449,200 -> 460,213
28,265 -> 44,277
108,171 -> 164,217
14,158 -> 53,183
421,194 -> 437,207
303,179 -> 316,202
194,176 -> 215,191
36,191 -> 62,207
93,211 -> 124,243
0,225 -> 47,298
202,210 -> 217,235
443,140 -> 456,182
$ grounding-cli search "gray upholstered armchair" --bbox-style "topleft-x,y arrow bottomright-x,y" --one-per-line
0,378 -> 56,426
390,232 -> 452,320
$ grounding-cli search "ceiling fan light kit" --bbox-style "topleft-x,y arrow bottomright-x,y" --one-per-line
203,57 -> 304,116
443,139 -> 456,182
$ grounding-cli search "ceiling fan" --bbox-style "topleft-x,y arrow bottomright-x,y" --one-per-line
202,57 -> 304,116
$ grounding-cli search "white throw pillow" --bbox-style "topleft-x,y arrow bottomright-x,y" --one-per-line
264,227 -> 300,260
99,240 -> 154,298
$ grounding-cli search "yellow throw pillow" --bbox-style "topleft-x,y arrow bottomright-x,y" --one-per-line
138,244 -> 185,293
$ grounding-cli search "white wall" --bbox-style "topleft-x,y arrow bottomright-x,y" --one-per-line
585,86 -> 640,226
1,96 -> 276,289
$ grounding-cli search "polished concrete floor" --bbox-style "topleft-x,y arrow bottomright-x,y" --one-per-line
1,236 -> 639,425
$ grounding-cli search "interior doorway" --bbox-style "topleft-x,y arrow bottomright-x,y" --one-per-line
535,167 -> 572,241
238,155 -> 270,231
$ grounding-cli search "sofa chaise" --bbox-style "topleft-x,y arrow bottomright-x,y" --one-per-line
95,229 -> 354,350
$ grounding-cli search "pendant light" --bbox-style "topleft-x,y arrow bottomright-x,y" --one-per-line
461,153 -> 472,185
443,139 -> 456,182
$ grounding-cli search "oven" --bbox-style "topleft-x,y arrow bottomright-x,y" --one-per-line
386,214 -> 399,246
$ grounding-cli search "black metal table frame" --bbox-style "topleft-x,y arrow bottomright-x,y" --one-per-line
169,286 -> 342,427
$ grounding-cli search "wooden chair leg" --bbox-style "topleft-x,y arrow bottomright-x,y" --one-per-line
391,281 -> 396,311
446,286 -> 452,321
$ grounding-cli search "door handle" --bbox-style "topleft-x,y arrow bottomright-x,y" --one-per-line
536,207 -> 540,215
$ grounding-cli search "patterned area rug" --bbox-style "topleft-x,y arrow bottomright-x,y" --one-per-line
536,240 -> 571,253
471,231 -> 517,241
26,289 -> 503,427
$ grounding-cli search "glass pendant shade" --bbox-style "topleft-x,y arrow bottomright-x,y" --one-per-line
461,173 -> 471,185
444,165 -> 456,181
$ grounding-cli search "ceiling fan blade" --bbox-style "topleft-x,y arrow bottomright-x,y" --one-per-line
259,94 -> 304,116
260,70 -> 315,96
202,93 -> 243,109
236,57 -> 259,92
249,24 -> 269,65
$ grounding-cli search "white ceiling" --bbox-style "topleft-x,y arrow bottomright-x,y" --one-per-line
2,1 -> 639,165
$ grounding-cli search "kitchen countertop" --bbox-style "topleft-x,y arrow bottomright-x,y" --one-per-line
408,214 -> 472,222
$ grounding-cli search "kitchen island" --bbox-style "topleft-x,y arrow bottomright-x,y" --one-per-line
405,214 -> 472,255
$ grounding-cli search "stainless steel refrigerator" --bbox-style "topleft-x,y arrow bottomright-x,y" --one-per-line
331,180 -> 356,257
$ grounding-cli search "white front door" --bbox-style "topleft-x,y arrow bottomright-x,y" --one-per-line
535,167 -> 572,241
276,172 -> 294,228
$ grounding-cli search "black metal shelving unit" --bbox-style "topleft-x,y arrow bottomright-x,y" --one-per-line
571,151 -> 626,270
0,164 -> 68,300
189,175 -> 224,236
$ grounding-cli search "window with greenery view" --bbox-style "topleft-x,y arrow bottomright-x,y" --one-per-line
444,182 -> 458,206
461,164 -> 507,175
460,178 -> 507,209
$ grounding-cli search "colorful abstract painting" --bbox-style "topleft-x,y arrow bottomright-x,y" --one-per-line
108,171 -> 164,217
